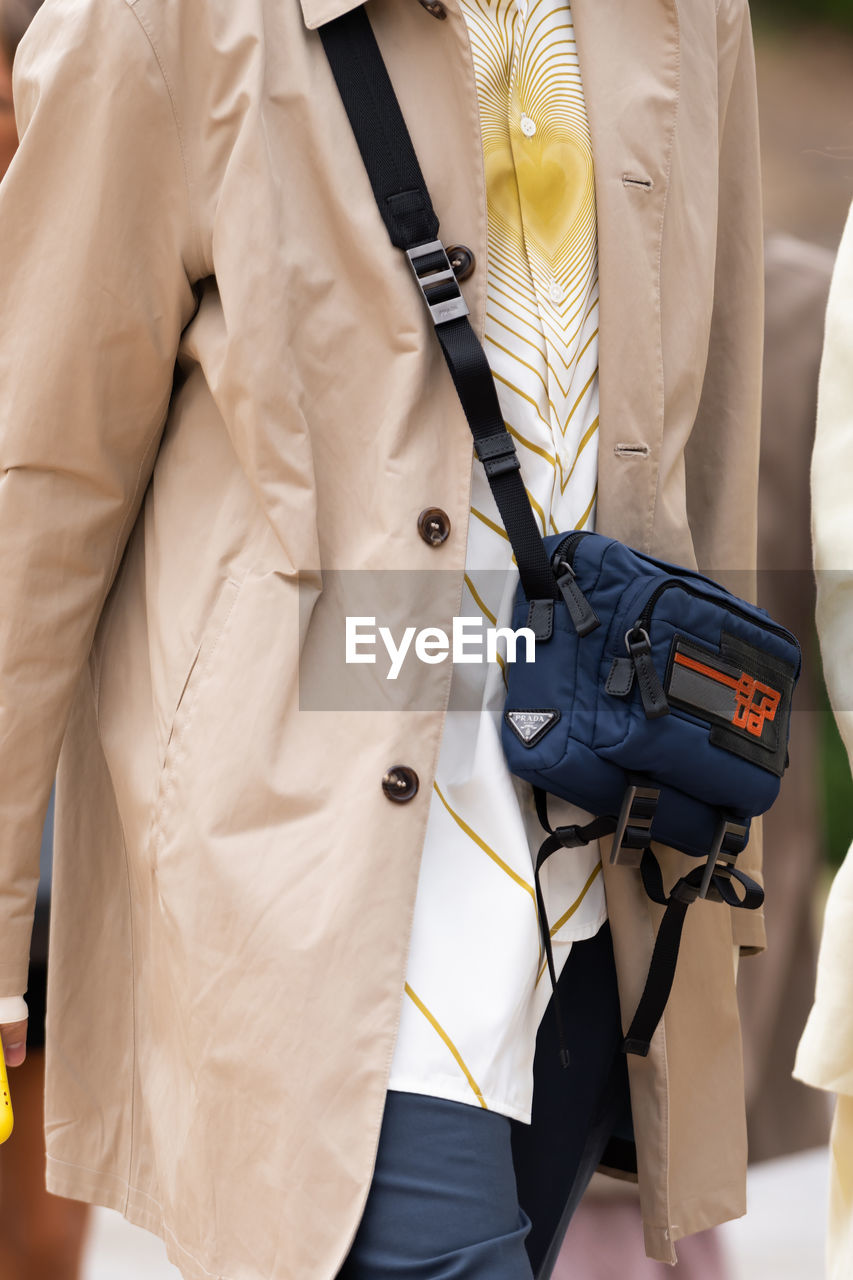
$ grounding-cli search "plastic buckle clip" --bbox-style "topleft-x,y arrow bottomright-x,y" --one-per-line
610,782 -> 660,868
698,816 -> 749,901
406,239 -> 470,326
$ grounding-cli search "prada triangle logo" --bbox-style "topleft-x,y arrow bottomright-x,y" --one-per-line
505,709 -> 560,748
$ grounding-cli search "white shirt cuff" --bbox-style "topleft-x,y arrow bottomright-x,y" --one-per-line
0,996 -> 29,1024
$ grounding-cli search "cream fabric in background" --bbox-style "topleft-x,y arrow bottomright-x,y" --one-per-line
829,1097 -> 853,1280
794,201 -> 853,1279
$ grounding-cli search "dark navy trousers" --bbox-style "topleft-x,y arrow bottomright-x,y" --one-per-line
338,1090 -> 535,1280
339,924 -> 631,1280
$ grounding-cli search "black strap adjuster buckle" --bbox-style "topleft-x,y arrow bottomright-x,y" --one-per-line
475,431 -> 521,479
698,816 -> 749,901
406,239 -> 470,326
610,781 -> 660,867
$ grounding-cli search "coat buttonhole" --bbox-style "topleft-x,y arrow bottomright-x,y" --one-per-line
614,442 -> 650,458
622,174 -> 654,191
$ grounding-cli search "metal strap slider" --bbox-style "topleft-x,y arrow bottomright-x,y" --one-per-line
407,239 -> 470,326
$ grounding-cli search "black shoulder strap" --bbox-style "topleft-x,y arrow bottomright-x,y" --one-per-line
318,6 -> 559,606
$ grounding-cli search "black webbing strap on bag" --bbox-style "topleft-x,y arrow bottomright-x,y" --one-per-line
531,785 -> 758,1057
622,849 -> 763,1055
318,7 -> 560,613
530,788 -> 618,1065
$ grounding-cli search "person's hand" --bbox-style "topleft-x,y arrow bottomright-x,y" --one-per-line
0,1020 -> 27,1067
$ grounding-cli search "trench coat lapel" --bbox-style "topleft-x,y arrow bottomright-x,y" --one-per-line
573,0 -> 680,552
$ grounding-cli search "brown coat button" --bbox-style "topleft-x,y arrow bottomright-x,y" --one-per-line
447,245 -> 476,282
382,766 -> 420,803
417,507 -> 451,546
418,0 -> 448,16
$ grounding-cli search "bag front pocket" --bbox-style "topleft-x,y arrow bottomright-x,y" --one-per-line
596,583 -> 798,814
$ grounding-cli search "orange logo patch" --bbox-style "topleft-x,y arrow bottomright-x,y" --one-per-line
732,675 -> 781,738
673,653 -> 781,739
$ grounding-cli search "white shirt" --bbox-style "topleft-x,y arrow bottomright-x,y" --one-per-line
388,0 -> 606,1124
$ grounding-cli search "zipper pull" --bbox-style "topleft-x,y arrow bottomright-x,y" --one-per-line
526,598 -> 554,642
606,656 -> 635,698
626,627 -> 669,719
554,560 -> 600,637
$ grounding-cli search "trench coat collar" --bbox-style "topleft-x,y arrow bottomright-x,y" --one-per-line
299,0 -> 464,31
299,0 -> 365,30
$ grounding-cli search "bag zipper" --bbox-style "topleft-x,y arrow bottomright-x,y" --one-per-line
612,573 -> 800,719
552,530 -> 590,571
636,580 -> 798,646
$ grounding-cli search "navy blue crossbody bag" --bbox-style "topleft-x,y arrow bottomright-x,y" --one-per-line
319,9 -> 801,1060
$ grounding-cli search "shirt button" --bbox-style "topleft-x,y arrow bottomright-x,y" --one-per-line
417,0 -> 447,17
418,507 -> 451,546
520,115 -> 537,138
382,767 -> 420,803
548,281 -> 565,304
447,244 -> 476,282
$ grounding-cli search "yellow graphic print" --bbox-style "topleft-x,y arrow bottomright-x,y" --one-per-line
465,0 -> 601,525
482,20 -> 595,281
389,0 -> 605,1124
404,984 -> 488,1109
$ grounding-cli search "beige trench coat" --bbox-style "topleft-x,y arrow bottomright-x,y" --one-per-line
0,0 -> 764,1275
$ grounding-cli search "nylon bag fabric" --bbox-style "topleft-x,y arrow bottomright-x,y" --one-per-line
502,531 -> 801,857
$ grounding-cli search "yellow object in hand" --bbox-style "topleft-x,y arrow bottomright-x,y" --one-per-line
0,1038 -> 13,1143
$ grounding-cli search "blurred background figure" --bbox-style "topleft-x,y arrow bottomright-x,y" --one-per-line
0,8 -> 15,175
0,5 -> 90,1278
